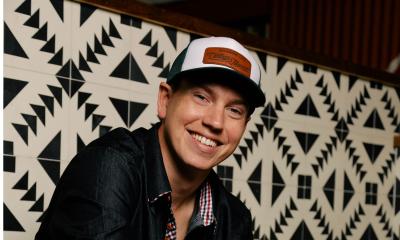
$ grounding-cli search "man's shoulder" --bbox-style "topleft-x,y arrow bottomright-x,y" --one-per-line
85,127 -> 149,154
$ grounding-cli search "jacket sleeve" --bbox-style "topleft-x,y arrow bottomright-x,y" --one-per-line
35,146 -> 139,240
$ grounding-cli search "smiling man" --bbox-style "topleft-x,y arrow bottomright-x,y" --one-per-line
36,37 -> 266,240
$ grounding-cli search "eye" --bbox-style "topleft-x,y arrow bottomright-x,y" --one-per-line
193,92 -> 210,104
195,94 -> 206,101
227,106 -> 246,119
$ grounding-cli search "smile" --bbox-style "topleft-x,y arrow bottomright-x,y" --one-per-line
191,133 -> 218,147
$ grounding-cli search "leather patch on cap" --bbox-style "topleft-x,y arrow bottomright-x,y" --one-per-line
203,47 -> 251,77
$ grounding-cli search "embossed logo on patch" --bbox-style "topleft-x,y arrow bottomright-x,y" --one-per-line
203,47 -> 251,77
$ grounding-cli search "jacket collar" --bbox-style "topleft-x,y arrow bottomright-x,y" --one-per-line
142,123 -> 172,203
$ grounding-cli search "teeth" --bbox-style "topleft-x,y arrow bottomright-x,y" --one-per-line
192,133 -> 217,147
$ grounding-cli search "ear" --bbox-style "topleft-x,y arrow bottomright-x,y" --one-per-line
157,82 -> 173,120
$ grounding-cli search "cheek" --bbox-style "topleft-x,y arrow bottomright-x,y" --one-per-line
228,122 -> 247,145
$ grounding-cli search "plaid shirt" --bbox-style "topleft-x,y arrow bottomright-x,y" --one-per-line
150,181 -> 215,240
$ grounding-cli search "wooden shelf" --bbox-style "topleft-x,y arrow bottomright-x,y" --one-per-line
73,0 -> 400,88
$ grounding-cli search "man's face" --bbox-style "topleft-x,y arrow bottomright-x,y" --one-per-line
157,77 -> 249,172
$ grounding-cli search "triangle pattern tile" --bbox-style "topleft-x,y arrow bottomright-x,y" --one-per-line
260,103 -> 278,132
153,52 -> 164,68
276,57 -> 288,75
101,27 -> 114,47
86,43 -> 99,63
39,94 -> 54,116
159,63 -> 170,79
85,103 -> 99,120
79,51 -> 92,72
23,9 -> 40,28
332,71 -> 341,88
233,154 -> 242,168
15,0 -> 31,15
348,75 -> 358,91
49,47 -> 63,65
77,134 -> 86,153
362,142 -> 384,164
295,94 -> 320,118
129,101 -> 148,128
32,23 -> 48,41
47,85 -> 63,106
80,3 -> 97,26
13,171 -> 29,190
92,114 -> 106,130
37,131 -> 61,160
294,131 -> 319,154
343,172 -> 354,210
363,109 -> 385,130
30,104 -> 46,125
40,35 -> 55,53
38,159 -> 60,184
78,91 -> 91,109
56,60 -> 71,78
164,26 -> 177,49
3,204 -> 25,231
50,0 -> 64,21
110,53 -> 130,79
12,123 -> 29,145
21,183 -> 36,201
29,194 -> 44,212
140,30 -> 152,46
4,77 -> 29,108
56,77 -> 70,96
146,41 -> 158,57
109,97 -> 129,127
129,54 -> 148,83
70,59 -> 85,81
256,51 -> 267,72
323,170 -> 335,209
271,163 -> 285,206
21,113 -> 37,135
291,220 -> 314,239
109,19 -> 121,39
71,80 -> 85,97
247,161 -> 262,204
94,35 -> 106,55
4,23 -> 29,58
335,118 -> 349,143
360,224 -> 379,240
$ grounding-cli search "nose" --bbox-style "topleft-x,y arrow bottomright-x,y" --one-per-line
202,104 -> 224,132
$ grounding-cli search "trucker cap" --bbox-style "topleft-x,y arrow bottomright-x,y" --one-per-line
166,37 -> 266,108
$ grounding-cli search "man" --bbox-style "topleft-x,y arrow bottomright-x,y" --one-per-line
35,36 -> 266,240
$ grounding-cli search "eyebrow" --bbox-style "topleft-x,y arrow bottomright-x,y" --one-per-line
195,84 -> 248,106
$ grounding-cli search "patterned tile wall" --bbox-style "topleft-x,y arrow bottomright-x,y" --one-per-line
4,0 -> 400,239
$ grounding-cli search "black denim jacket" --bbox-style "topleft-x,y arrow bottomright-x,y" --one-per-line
35,125 -> 253,240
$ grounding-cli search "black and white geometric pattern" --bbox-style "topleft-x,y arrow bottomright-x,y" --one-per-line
4,0 -> 400,239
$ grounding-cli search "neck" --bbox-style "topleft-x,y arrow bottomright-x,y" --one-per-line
158,125 -> 209,208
